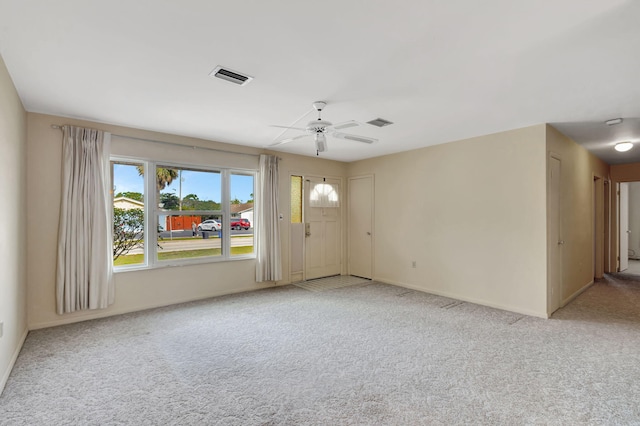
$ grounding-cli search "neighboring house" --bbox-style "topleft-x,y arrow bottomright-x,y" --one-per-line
231,202 -> 254,227
113,196 -> 143,210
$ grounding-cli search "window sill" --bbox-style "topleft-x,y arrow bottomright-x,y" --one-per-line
113,254 -> 256,273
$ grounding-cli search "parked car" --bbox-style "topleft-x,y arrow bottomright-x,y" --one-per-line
230,218 -> 251,230
197,219 -> 221,231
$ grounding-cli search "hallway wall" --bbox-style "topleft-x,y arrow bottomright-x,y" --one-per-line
546,125 -> 610,305
0,54 -> 28,394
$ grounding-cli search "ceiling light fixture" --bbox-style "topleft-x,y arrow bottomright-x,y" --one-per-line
605,118 -> 623,126
615,142 -> 633,152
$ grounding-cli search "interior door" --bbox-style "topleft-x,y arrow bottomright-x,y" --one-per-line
348,176 -> 373,279
620,182 -> 629,271
548,156 -> 563,314
304,177 -> 341,280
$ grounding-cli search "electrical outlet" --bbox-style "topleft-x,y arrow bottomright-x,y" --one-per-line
411,261 -> 416,268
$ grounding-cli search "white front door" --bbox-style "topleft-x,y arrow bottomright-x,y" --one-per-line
348,176 -> 373,279
620,182 -> 629,272
305,177 -> 341,280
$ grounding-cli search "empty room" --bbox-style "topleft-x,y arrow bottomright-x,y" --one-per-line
1,1 -> 640,424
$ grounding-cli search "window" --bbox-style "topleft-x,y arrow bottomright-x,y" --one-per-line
157,166 -> 223,262
309,182 -> 339,207
291,176 -> 302,223
230,173 -> 255,257
112,160 -> 145,267
111,157 -> 256,270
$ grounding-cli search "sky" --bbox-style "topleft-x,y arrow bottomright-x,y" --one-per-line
113,164 -> 254,203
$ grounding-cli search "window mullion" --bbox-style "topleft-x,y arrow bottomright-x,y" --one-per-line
222,170 -> 230,258
146,160 -> 156,267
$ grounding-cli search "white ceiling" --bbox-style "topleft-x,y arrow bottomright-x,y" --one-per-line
1,0 -> 639,163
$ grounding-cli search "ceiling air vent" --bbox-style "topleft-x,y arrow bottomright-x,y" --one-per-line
367,118 -> 393,127
209,66 -> 253,86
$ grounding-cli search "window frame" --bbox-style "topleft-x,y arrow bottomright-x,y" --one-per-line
111,155 -> 257,272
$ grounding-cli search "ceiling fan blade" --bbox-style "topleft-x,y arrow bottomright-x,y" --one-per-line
331,120 -> 360,131
331,131 -> 378,144
269,125 -> 308,131
268,134 -> 310,147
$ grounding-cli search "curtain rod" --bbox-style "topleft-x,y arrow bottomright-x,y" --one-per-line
50,124 -> 266,159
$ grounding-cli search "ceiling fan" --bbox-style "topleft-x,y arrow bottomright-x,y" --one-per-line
269,101 -> 378,155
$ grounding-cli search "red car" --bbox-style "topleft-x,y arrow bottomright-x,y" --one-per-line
230,218 -> 251,230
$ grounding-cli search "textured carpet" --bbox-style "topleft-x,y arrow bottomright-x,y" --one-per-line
1,276 -> 640,425
293,275 -> 370,292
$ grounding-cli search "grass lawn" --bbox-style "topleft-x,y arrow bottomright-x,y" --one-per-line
160,235 -> 250,242
114,245 -> 254,266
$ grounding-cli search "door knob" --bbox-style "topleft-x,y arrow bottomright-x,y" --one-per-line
558,240 -> 565,245
367,232 -> 371,235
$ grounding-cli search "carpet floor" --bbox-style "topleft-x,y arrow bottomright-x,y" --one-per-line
293,275 -> 371,292
1,276 -> 640,425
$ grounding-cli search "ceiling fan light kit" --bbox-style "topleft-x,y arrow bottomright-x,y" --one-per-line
315,133 -> 327,153
269,101 -> 378,155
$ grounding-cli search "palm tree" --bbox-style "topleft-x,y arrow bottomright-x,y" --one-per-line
136,165 -> 178,191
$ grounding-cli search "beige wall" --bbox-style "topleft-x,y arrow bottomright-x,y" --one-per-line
26,113 -> 347,329
348,125 -> 549,317
0,55 -> 28,393
546,125 -> 610,305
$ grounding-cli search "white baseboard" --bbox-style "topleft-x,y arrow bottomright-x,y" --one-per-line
562,280 -> 594,307
28,283 -> 275,330
375,277 -> 548,319
0,327 -> 28,396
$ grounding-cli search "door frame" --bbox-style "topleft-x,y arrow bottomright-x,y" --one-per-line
348,174 -> 374,279
593,175 -> 605,279
604,180 -> 611,273
547,152 -> 563,315
619,182 -> 630,272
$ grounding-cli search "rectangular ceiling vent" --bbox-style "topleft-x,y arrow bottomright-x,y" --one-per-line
209,66 -> 253,86
367,118 -> 393,127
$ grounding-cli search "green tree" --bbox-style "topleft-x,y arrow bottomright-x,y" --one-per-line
160,193 -> 180,210
113,208 -> 144,260
115,191 -> 143,202
195,200 -> 221,210
182,193 -> 199,210
136,165 -> 178,191
231,197 -> 241,204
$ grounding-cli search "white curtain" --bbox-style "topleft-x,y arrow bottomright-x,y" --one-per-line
56,125 -> 114,314
256,154 -> 282,282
